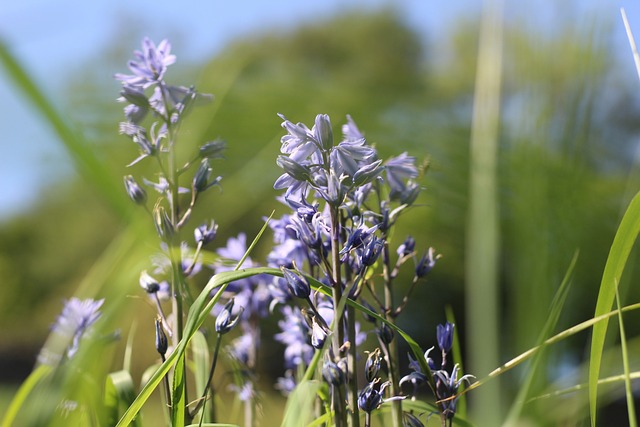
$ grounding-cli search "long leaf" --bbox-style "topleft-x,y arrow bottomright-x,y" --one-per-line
503,250 -> 578,425
588,190 -> 640,426
105,370 -> 141,427
0,40 -> 129,218
615,285 -> 637,426
1,364 -> 52,427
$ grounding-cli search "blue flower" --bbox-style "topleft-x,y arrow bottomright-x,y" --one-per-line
384,152 -> 418,194
53,298 -> 104,358
123,175 -> 147,204
275,306 -> 314,369
194,220 -> 218,245
215,299 -> 243,335
437,322 -> 455,354
434,364 -> 475,420
115,38 -> 176,89
416,247 -> 440,278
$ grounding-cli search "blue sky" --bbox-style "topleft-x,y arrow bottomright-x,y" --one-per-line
0,0 -> 639,219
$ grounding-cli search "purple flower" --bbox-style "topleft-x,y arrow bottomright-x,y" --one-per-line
123,175 -> 147,204
215,299 -> 243,334
341,114 -> 365,142
437,322 -> 455,354
115,38 -> 176,89
53,298 -> 104,358
275,306 -> 314,369
434,365 -> 475,419
194,220 -> 218,245
416,247 -> 440,278
384,152 -> 418,194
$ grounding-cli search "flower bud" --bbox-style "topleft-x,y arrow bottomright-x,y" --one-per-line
358,381 -> 385,414
199,139 -> 226,160
322,360 -> 345,386
437,322 -> 454,354
397,236 -> 416,257
281,267 -> 310,299
193,158 -> 212,193
153,203 -> 175,241
124,175 -> 147,204
155,317 -> 168,357
276,155 -> 312,182
139,270 -> 160,293
194,220 -> 218,245
416,248 -> 440,278
215,299 -> 243,335
377,322 -> 395,344
314,114 -> 333,151
364,348 -> 383,383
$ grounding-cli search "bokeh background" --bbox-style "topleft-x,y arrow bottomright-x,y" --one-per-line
3,0 -> 640,424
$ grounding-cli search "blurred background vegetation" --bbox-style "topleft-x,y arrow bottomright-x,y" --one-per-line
2,2 -> 640,425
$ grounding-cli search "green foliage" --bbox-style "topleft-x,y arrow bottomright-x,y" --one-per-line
2,5 -> 640,426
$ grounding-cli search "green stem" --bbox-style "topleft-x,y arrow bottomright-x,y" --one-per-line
191,333 -> 222,420
382,241 -> 402,427
329,205 -> 348,427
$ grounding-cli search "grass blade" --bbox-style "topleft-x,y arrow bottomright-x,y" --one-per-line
0,40 -> 129,218
465,0 -> 504,423
614,284 -> 637,427
503,250 -> 578,425
588,190 -> 640,426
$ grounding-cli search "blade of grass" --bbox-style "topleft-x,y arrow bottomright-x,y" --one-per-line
503,250 -> 578,425
0,40 -> 129,218
465,0 -> 504,423
614,283 -> 637,427
588,190 -> 640,426
1,364 -> 52,427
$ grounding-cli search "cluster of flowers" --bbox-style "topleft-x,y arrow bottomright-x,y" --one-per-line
47,37 -> 473,427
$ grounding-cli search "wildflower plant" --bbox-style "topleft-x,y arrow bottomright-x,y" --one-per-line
4,37 -> 477,427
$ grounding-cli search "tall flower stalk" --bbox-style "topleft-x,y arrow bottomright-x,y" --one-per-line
116,38 -> 232,424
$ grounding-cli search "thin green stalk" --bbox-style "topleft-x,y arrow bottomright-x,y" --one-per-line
347,304 -> 360,427
465,0 -> 504,424
615,285 -> 637,427
382,241 -> 402,427
192,333 -> 222,420
329,205 -> 348,427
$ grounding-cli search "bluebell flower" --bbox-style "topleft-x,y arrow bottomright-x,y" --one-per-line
215,299 -> 243,335
384,152 -> 418,195
194,220 -> 218,245
416,247 -> 440,278
322,360 -> 345,386
358,380 -> 387,414
397,236 -> 416,258
437,322 -> 455,354
155,317 -> 168,356
281,267 -> 311,299
123,175 -> 147,204
341,114 -> 365,141
434,364 -> 475,420
53,298 -> 104,358
139,270 -> 160,294
400,347 -> 436,394
115,38 -> 176,89
275,370 -> 297,396
275,306 -> 314,369
199,139 -> 226,160
227,325 -> 258,366
119,122 -> 158,166
358,380 -> 404,414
